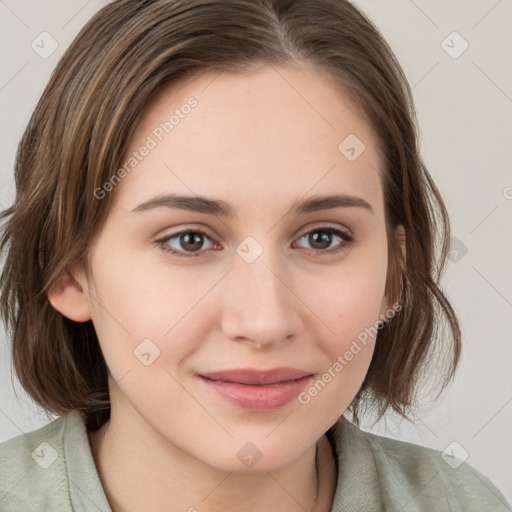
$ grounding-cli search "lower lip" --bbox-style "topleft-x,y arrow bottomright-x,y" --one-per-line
199,375 -> 313,411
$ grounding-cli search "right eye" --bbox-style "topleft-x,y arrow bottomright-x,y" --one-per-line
155,228 -> 221,258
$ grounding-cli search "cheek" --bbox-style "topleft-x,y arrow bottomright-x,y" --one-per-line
302,246 -> 388,349
294,246 -> 388,415
294,263 -> 388,424
85,246 -> 221,383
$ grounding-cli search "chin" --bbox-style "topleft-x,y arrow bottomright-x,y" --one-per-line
196,436 -> 312,475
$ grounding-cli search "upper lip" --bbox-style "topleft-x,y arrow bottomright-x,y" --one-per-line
199,367 -> 313,385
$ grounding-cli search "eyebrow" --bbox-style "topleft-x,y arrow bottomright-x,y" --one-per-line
131,193 -> 374,216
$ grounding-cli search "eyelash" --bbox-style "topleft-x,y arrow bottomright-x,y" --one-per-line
155,226 -> 354,259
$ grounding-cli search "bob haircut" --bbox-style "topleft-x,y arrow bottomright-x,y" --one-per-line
0,0 -> 460,431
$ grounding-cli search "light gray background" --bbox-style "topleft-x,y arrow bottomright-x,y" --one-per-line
1,0 -> 511,505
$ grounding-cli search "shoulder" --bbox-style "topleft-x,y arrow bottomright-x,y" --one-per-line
330,416 -> 511,511
0,411 -> 86,511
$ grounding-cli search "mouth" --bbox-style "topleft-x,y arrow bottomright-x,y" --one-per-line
197,367 -> 314,411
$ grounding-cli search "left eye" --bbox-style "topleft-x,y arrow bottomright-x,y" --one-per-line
294,227 -> 353,252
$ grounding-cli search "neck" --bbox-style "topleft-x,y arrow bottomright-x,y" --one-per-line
88,407 -> 337,512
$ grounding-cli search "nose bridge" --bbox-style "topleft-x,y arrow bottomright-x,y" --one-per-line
220,246 -> 299,347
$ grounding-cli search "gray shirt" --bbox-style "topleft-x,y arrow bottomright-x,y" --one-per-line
0,410 -> 510,511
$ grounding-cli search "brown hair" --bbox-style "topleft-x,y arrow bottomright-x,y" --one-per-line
0,0 -> 460,430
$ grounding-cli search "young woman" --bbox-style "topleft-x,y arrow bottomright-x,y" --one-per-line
0,1 -> 510,511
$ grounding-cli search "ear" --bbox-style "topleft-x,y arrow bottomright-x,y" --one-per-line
47,267 -> 92,322
379,224 -> 406,317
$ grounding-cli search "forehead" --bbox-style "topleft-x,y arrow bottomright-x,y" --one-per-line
112,63 -> 384,214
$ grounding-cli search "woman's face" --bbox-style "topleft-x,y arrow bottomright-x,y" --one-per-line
75,63 -> 396,472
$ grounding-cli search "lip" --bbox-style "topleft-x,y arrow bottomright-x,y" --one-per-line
200,367 -> 312,385
198,367 -> 314,411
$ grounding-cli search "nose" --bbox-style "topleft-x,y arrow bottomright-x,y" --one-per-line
220,251 -> 302,350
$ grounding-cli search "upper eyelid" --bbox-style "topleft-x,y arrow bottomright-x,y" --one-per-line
157,222 -> 351,239
296,223 -> 352,237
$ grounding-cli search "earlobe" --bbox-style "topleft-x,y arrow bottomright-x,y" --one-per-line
47,270 -> 92,322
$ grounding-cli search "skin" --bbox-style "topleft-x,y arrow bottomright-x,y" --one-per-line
49,61 -> 405,512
